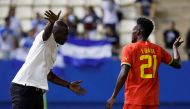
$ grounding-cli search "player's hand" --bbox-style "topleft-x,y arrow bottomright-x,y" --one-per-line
44,10 -> 61,23
69,80 -> 87,96
106,97 -> 116,109
173,37 -> 184,48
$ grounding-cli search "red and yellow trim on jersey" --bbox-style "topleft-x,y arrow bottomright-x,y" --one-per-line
121,62 -> 131,66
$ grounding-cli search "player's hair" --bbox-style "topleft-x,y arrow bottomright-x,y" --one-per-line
137,17 -> 154,39
56,20 -> 69,36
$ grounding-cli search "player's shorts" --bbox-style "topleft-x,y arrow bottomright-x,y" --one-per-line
123,104 -> 158,109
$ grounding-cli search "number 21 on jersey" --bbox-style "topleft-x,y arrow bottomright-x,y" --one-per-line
140,55 -> 157,79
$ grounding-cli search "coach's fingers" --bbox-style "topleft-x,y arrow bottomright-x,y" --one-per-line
44,17 -> 50,20
72,80 -> 83,84
76,87 -> 87,96
44,13 -> 51,18
45,10 -> 51,16
79,87 -> 87,94
57,10 -> 61,18
49,10 -> 56,16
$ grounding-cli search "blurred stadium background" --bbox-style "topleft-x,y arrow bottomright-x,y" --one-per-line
0,0 -> 190,109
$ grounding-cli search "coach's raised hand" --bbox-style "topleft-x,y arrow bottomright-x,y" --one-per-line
44,10 -> 61,23
42,10 -> 61,41
69,80 -> 87,96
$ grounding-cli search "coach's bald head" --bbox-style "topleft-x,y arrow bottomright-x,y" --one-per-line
52,20 -> 69,45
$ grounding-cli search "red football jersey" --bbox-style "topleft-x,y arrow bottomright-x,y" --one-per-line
121,41 -> 173,105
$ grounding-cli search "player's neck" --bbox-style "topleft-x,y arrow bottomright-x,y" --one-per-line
137,37 -> 147,42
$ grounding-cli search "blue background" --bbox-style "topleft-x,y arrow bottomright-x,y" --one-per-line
0,59 -> 190,109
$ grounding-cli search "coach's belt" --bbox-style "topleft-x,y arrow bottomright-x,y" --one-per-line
12,83 -> 46,93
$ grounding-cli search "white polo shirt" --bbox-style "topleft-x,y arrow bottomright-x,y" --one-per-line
12,30 -> 58,90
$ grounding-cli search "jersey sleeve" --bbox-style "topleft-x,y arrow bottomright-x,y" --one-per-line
161,48 -> 173,65
121,45 -> 133,66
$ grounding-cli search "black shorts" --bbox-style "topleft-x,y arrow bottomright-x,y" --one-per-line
10,83 -> 44,109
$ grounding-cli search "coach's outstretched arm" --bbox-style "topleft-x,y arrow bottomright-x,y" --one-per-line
47,70 -> 87,96
106,64 -> 131,109
170,37 -> 184,68
42,10 -> 61,41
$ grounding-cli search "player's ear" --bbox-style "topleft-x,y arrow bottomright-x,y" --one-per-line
138,28 -> 144,35
135,25 -> 141,35
136,29 -> 141,35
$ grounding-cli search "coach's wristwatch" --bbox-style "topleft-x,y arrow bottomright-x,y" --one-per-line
66,82 -> 71,89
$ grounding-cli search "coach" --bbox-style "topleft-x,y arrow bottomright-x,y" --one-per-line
10,10 -> 87,109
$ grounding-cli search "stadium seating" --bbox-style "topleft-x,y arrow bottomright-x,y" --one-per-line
94,6 -> 103,17
0,6 -> 9,19
51,0 -> 68,6
119,20 -> 136,34
13,0 -> 33,6
0,0 -> 155,46
68,0 -> 85,6
86,0 -> 102,6
77,23 -> 85,33
16,6 -> 32,19
120,33 -> 132,45
0,0 -> 11,6
50,7 -> 67,17
20,19 -> 32,32
33,0 -> 50,6
122,6 -> 137,19
33,6 -> 49,16
73,6 -> 86,19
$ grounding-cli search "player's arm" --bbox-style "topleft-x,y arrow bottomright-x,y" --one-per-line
47,70 -> 87,96
42,10 -> 61,41
106,64 -> 131,109
169,37 -> 184,68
